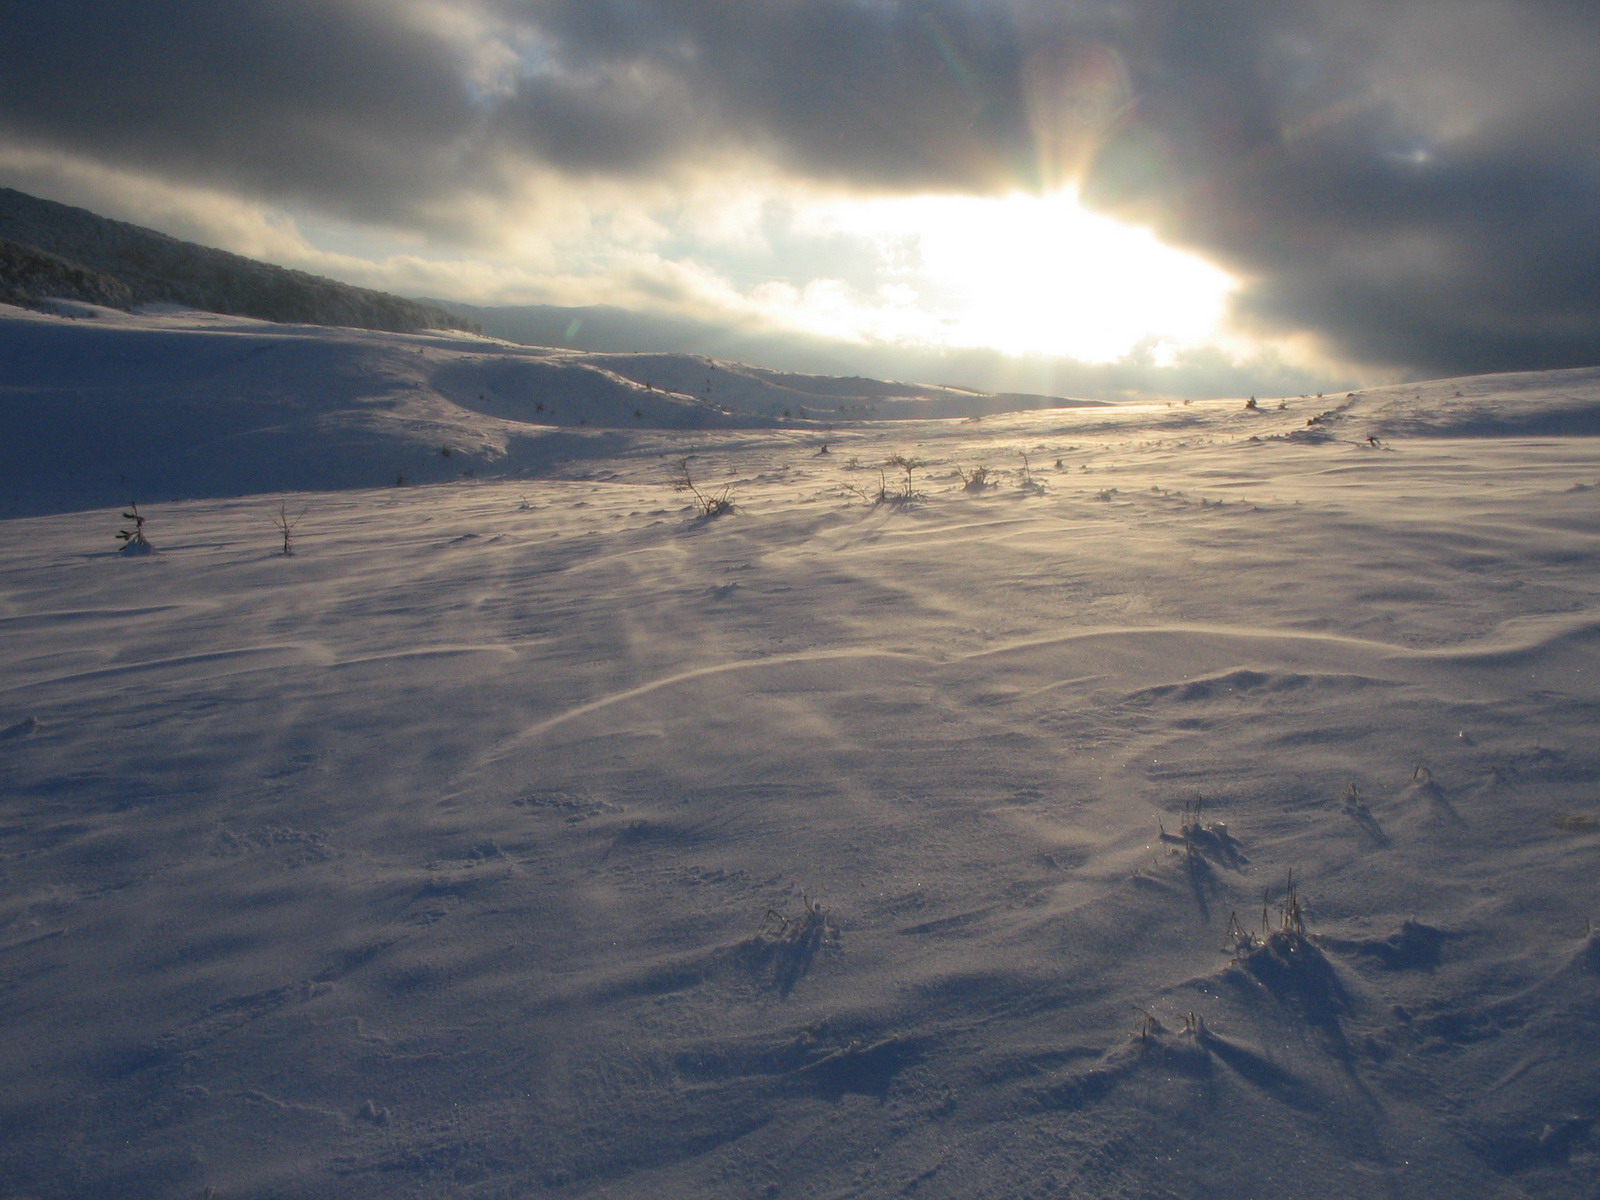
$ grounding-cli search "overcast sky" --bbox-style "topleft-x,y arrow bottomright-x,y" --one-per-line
3,1 -> 1598,397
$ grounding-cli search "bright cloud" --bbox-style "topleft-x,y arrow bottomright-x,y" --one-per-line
778,190 -> 1239,361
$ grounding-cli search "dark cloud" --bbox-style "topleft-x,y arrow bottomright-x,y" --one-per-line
490,0 -> 1032,186
3,0 -> 1599,376
1075,0 -> 1600,374
0,0 -> 483,225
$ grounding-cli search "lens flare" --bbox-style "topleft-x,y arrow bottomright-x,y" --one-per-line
1021,36 -> 1135,193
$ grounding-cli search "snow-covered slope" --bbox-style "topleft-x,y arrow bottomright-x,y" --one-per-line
0,304 -> 752,517
2,306 -> 1599,1199
1308,370 -> 1600,439
0,304 -> 1103,517
0,186 -> 472,335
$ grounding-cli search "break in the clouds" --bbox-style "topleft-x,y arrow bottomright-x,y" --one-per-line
2,0 -> 1599,383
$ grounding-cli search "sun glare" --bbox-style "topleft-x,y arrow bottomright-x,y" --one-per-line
799,190 -> 1238,362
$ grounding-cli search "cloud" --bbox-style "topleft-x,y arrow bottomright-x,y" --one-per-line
0,5 -> 444,240
1074,0 -> 1600,373
2,0 -> 1598,378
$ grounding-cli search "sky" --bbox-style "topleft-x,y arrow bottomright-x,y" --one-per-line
2,0 -> 1599,398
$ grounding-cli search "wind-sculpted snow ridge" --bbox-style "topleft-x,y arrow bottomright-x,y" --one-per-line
1311,368 -> 1600,439
4,318 -> 1600,1198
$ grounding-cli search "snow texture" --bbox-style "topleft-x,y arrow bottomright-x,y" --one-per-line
2,303 -> 1599,1198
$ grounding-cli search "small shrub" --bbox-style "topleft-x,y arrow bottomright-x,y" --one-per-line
755,894 -> 839,947
840,455 -> 927,507
747,893 -> 840,995
1225,871 -> 1309,962
1017,452 -> 1046,493
1225,873 -> 1350,1027
272,501 -> 307,556
1341,782 -> 1389,845
840,473 -> 886,506
116,502 -> 154,554
885,454 -> 926,500
1158,797 -> 1245,869
670,458 -> 737,518
957,464 -> 991,491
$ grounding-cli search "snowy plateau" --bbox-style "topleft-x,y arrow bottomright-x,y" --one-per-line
2,302 -> 1599,1200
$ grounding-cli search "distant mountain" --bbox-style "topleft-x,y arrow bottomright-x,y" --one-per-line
433,298 -> 1106,407
433,298 -> 884,376
0,187 -> 473,334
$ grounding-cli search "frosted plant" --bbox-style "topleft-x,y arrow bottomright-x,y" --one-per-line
116,501 -> 153,554
670,457 -> 737,518
956,464 -> 991,491
272,501 -> 307,555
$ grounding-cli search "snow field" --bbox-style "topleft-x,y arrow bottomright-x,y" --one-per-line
2,308 -> 1600,1197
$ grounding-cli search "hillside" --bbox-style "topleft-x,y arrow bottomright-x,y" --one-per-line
0,187 -> 472,334
0,304 -> 1105,517
0,236 -> 134,310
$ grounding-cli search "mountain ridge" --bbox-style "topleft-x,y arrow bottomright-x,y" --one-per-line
0,186 -> 473,334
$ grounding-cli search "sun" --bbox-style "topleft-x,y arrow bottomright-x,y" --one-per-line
794,189 -> 1238,363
